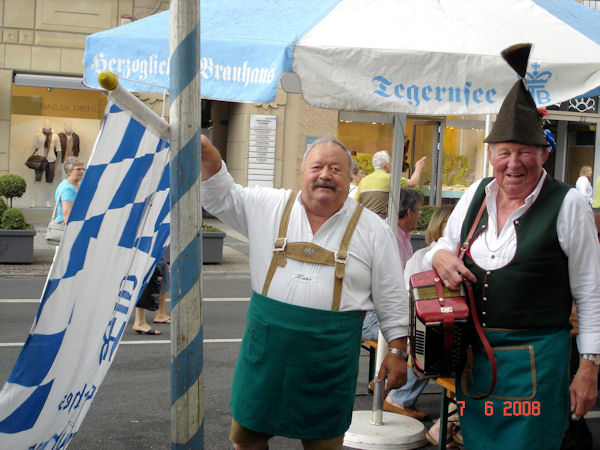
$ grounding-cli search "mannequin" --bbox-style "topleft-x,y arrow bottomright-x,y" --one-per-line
31,119 -> 61,184
58,119 -> 80,163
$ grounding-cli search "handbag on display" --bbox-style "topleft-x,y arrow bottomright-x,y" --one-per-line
25,153 -> 46,170
46,185 -> 66,247
409,198 -> 497,398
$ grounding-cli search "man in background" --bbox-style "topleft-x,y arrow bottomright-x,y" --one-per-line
353,150 -> 426,219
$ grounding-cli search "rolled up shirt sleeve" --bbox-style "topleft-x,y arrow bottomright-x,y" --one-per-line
201,162 -> 251,237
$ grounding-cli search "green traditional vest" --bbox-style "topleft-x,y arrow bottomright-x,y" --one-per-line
460,177 -> 572,329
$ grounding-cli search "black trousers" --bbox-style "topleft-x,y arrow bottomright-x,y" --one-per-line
34,160 -> 55,183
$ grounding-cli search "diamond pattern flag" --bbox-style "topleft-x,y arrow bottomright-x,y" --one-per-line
0,88 -> 170,449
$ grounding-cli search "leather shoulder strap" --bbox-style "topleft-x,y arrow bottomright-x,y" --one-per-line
458,195 -> 497,398
331,203 -> 364,310
262,190 -> 298,296
457,198 -> 487,260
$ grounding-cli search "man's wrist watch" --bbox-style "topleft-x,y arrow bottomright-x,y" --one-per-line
388,348 -> 409,361
580,354 -> 600,366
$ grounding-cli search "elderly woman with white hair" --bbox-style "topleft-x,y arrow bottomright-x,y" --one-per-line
54,156 -> 85,224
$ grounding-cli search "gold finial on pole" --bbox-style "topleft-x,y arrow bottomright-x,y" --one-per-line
98,71 -> 119,91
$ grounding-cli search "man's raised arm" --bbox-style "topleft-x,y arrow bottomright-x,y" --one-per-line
201,135 -> 222,181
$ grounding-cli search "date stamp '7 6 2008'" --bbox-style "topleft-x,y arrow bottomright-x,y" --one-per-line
457,400 -> 541,417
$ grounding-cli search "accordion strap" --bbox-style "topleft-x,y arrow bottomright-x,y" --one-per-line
457,197 -> 497,400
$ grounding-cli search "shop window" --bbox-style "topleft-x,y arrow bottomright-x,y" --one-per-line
405,116 -> 485,205
337,114 -> 394,175
10,85 -> 107,209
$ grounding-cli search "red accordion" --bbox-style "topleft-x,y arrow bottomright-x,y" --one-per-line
409,270 -> 469,378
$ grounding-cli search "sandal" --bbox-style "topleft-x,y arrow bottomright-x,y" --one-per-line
453,428 -> 464,446
426,420 -> 458,448
134,328 -> 161,335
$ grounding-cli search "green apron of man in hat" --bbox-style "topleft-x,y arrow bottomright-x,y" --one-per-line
201,135 -> 410,450
425,44 -> 600,449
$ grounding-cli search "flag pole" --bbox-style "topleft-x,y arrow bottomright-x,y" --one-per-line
169,0 -> 203,448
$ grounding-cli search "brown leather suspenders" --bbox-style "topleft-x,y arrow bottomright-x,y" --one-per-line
262,190 -> 364,311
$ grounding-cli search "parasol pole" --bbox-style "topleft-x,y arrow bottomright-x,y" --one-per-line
169,0 -> 203,448
344,329 -> 426,449
483,114 -> 492,178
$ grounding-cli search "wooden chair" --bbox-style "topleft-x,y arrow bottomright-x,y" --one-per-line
433,377 -> 457,450
360,338 -> 378,392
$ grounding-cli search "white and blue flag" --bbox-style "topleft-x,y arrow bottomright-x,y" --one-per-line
0,87 -> 170,449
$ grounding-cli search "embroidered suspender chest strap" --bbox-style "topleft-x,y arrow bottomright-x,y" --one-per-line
262,190 -> 364,311
332,204 -> 363,310
262,190 -> 299,297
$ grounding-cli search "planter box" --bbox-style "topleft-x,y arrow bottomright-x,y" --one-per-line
202,231 -> 226,264
0,229 -> 36,264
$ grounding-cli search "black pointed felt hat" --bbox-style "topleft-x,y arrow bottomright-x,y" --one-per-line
484,43 -> 548,147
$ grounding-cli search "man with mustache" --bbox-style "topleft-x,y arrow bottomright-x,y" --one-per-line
201,135 -> 409,450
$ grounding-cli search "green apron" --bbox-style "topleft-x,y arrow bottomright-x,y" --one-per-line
230,191 -> 366,439
457,328 -> 570,450
230,292 -> 363,439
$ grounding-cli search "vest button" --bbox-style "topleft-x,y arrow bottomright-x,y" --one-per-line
482,311 -> 487,315
482,323 -> 487,327
486,271 -> 491,276
484,283 -> 489,288
515,219 -> 520,226
482,297 -> 488,301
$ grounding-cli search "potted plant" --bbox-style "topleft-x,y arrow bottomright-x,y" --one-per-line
202,222 -> 226,264
0,174 -> 36,263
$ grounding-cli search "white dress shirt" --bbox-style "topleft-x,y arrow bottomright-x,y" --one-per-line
425,171 -> 600,353
202,163 -> 409,341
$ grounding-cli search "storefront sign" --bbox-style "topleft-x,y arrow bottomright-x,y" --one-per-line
248,114 -> 276,187
11,86 -> 106,120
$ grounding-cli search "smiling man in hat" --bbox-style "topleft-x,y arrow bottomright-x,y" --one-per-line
425,44 -> 600,448
201,135 -> 409,450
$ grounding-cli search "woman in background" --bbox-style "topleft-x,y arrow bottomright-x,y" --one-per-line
348,163 -> 364,198
576,165 -> 593,205
54,156 -> 85,224
404,205 -> 454,286
402,206 -> 459,447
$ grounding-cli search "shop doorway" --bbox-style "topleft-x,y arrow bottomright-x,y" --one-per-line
565,122 -> 596,188
407,120 -> 442,205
